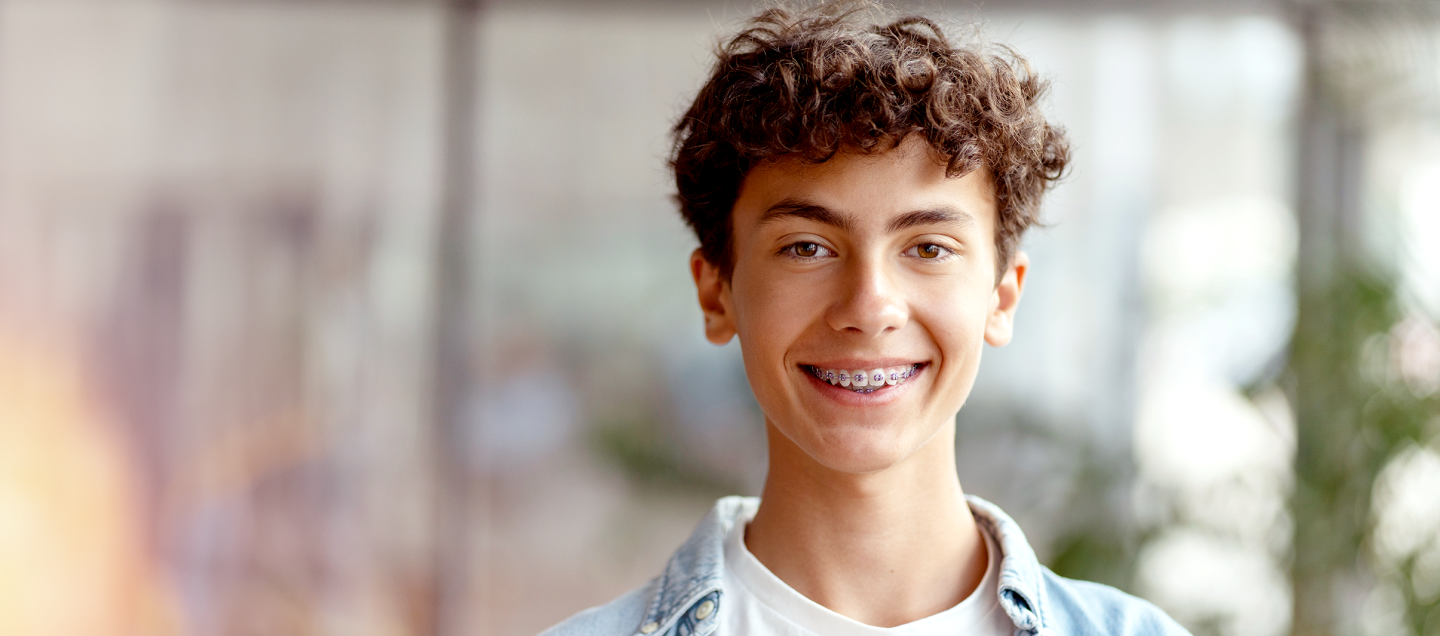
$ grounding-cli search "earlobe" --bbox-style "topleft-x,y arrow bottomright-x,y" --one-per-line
984,251 -> 1028,347
691,249 -> 737,345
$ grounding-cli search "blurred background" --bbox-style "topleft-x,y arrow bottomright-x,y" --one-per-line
0,0 -> 1436,635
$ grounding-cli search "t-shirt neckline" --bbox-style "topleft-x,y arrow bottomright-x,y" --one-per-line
721,506 -> 1005,635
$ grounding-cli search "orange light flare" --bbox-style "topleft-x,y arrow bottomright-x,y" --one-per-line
0,333 -> 181,636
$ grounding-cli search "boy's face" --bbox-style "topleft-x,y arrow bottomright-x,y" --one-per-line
691,135 -> 1027,474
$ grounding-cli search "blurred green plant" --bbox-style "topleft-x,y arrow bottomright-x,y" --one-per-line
590,417 -> 742,499
1286,265 -> 1440,636
1046,442 -> 1142,593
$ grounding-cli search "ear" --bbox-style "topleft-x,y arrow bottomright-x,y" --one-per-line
984,250 -> 1027,347
691,249 -> 737,345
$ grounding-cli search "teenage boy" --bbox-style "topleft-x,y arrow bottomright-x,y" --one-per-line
543,3 -> 1190,635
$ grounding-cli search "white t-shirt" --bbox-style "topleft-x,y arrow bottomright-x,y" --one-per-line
713,510 -> 1015,636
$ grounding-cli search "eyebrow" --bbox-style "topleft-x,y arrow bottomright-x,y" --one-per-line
758,198 -> 976,234
758,199 -> 855,231
886,207 -> 977,233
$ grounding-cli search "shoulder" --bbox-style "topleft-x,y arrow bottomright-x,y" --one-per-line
539,496 -> 749,636
1040,568 -> 1192,636
538,578 -> 660,636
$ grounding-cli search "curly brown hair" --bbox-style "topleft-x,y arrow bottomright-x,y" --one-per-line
671,1 -> 1070,284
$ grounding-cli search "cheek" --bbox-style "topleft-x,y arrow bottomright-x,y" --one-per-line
913,278 -> 992,363
729,272 -> 826,424
729,267 -> 824,367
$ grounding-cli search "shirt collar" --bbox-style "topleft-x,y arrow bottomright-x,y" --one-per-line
965,494 -> 1051,632
634,497 -> 754,635
633,494 -> 1048,636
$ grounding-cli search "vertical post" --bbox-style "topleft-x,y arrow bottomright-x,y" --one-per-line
431,1 -> 481,635
1288,4 -> 1399,636
1293,1 -> 1370,301
1290,6 -> 1356,636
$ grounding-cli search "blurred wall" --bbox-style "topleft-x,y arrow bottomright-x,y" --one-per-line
0,1 -> 450,634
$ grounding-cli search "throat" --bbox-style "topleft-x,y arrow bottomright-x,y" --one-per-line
744,471 -> 985,627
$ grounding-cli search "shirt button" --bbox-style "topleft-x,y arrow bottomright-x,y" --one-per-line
639,622 -> 659,634
695,599 -> 715,620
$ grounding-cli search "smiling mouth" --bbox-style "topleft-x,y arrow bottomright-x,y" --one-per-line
802,363 -> 924,393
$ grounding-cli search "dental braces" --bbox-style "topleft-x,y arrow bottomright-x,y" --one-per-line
805,364 -> 920,393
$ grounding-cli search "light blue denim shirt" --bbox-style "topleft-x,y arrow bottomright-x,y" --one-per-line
541,495 -> 1191,636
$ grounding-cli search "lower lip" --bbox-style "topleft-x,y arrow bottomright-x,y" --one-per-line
801,364 -> 926,404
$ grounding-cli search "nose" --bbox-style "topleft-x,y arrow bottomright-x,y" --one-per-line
824,255 -> 908,336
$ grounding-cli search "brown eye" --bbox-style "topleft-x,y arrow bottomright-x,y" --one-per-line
917,244 -> 941,259
795,242 -> 819,257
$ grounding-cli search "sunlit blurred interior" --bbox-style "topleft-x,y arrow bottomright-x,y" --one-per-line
0,1 -> 1436,635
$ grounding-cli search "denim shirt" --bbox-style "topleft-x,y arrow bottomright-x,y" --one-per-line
540,495 -> 1191,636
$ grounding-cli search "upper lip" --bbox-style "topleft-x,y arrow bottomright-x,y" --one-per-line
799,359 -> 925,369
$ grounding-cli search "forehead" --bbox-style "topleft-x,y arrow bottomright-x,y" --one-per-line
732,136 -> 998,233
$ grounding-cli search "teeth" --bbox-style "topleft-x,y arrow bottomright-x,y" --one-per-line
808,364 -> 920,392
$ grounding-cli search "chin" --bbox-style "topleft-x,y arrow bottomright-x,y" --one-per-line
798,424 -> 925,474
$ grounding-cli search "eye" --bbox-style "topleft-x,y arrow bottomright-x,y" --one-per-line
904,243 -> 955,260
781,241 -> 834,261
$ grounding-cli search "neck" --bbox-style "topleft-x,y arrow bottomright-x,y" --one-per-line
745,420 -> 987,627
